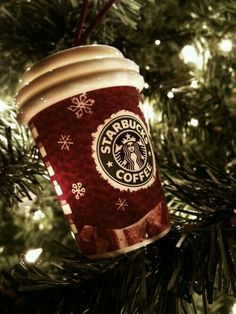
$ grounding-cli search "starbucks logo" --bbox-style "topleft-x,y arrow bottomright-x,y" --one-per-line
92,110 -> 156,191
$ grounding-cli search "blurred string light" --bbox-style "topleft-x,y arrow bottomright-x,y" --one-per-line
190,79 -> 199,88
32,209 -> 45,221
219,38 -> 233,52
167,91 -> 174,99
141,100 -> 162,124
188,118 -> 199,127
39,223 -> 45,230
181,45 -> 199,63
24,248 -> 43,263
232,303 -> 236,314
154,39 -> 161,46
0,100 -> 9,112
181,44 -> 210,69
142,100 -> 155,122
144,82 -> 150,89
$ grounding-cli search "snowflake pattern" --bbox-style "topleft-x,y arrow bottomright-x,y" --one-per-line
115,198 -> 128,212
57,135 -> 74,150
71,182 -> 86,200
68,93 -> 95,119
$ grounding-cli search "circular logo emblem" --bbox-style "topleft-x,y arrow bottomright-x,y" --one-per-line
92,110 -> 156,191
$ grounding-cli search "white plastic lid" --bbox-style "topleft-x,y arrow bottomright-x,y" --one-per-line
16,45 -> 144,124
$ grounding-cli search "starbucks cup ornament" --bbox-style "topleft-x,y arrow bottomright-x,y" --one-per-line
16,44 -> 170,258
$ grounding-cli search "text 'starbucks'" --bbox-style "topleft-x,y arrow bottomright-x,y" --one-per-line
92,110 -> 156,191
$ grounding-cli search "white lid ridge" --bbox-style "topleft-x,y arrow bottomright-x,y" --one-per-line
16,45 -> 144,124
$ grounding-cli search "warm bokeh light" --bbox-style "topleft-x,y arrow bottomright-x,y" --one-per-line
32,209 -> 45,221
232,303 -> 236,314
219,38 -> 233,52
190,80 -> 199,88
189,118 -> 199,127
142,100 -> 154,122
167,91 -> 174,99
155,39 -> 161,46
0,100 -> 8,112
144,82 -> 150,89
181,44 -> 210,68
25,248 -> 43,263
181,45 -> 199,64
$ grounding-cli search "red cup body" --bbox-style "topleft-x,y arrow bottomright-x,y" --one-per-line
29,85 -> 170,257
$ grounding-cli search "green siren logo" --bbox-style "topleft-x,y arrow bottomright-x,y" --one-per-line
92,110 -> 156,191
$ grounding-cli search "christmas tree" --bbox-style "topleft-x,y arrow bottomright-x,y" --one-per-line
0,0 -> 236,313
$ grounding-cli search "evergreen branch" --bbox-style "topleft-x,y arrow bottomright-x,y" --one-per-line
0,223 -> 235,313
0,0 -> 146,97
0,123 -> 45,207
163,162 -> 236,216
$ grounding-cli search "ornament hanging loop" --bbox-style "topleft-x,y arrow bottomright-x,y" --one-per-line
74,0 -> 118,46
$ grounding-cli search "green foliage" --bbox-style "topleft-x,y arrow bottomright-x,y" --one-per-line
1,224 -> 236,313
0,0 -> 149,97
0,114 -> 44,207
